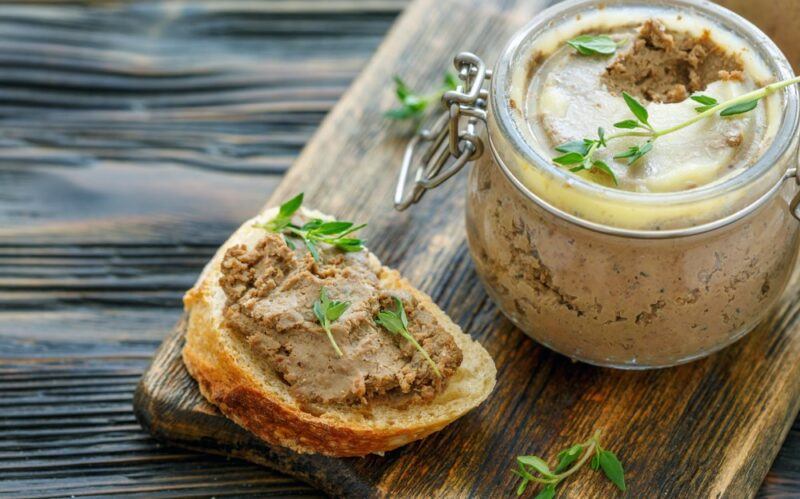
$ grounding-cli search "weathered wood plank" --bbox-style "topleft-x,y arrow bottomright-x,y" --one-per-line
0,354 -> 323,497
0,1 -> 393,497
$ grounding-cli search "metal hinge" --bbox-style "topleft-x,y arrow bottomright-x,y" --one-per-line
394,52 -> 490,211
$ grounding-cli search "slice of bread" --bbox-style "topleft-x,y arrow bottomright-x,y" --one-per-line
182,205 -> 496,457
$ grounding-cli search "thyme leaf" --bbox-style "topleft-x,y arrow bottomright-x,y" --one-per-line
555,139 -> 593,156
553,151 -> 585,165
597,127 -> 607,147
597,449 -> 626,491
566,35 -> 620,56
590,160 -> 617,185
517,456 -> 555,479
263,193 -> 303,232
691,94 -> 719,113
720,98 -> 760,116
376,297 -> 441,377
313,287 -> 350,357
534,484 -> 556,499
621,91 -> 651,129
554,444 -> 584,473
613,141 -> 652,165
613,119 -> 640,129
690,94 -> 718,105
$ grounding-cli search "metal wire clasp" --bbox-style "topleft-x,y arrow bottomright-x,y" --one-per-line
786,166 -> 800,221
394,52 -> 491,211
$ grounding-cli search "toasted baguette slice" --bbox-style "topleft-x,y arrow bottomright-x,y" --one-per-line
182,205 -> 496,457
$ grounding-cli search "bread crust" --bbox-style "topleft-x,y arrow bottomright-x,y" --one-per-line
182,209 -> 496,457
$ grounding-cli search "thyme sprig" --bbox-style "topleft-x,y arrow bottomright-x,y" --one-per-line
552,127 -> 617,184
386,73 -> 458,121
376,297 -> 441,377
512,430 -> 625,497
555,75 -> 800,183
285,219 -> 367,262
313,287 -> 350,357
255,193 -> 367,262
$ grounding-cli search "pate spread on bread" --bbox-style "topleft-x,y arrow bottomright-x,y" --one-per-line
182,200 -> 496,457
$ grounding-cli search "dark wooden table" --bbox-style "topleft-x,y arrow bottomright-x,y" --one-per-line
0,1 -> 797,497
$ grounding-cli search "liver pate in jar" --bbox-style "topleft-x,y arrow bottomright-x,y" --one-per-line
398,0 -> 800,368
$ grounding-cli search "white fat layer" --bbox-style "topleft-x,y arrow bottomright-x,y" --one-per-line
507,8 -> 782,194
531,38 -> 768,192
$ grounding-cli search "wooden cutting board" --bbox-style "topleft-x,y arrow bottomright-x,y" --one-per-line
134,0 -> 800,496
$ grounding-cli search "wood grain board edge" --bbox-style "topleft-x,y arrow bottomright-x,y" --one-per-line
710,292 -> 800,497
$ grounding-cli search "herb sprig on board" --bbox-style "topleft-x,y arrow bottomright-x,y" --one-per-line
256,193 -> 367,262
512,430 -> 625,497
559,40 -> 800,184
376,297 -> 441,377
386,73 -> 458,121
313,288 -> 350,357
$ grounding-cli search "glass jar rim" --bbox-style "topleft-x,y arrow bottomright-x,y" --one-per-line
490,0 -> 800,235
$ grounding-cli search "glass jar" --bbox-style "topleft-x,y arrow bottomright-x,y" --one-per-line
395,0 -> 800,368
